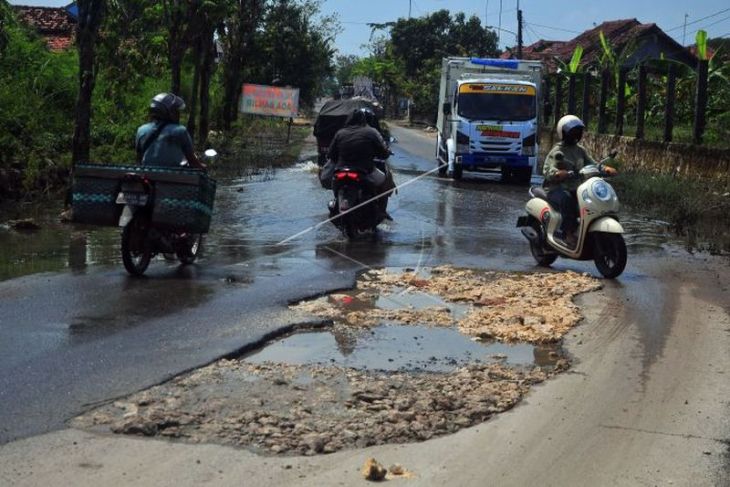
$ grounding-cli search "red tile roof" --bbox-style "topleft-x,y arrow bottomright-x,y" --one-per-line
13,5 -> 76,51
506,19 -> 695,71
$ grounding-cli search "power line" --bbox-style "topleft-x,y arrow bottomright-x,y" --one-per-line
525,22 -> 581,35
685,14 -> 730,42
665,7 -> 730,32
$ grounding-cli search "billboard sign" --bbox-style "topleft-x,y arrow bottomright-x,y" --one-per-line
240,83 -> 299,118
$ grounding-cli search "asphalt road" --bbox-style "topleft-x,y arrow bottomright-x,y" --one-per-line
0,124 -> 728,486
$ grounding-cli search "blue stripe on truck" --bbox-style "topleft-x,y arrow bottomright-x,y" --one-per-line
460,153 -> 530,167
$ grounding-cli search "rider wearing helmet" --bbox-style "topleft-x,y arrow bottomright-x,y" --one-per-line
543,115 -> 617,246
327,108 -> 395,217
135,93 -> 205,170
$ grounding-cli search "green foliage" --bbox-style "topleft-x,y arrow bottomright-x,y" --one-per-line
612,170 -> 730,253
245,0 -> 337,108
568,45 -> 583,74
696,30 -> 708,61
0,17 -> 77,182
1,0 -> 341,194
366,9 -> 499,121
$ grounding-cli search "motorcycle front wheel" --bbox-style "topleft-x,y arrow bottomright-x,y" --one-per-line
121,217 -> 152,276
592,232 -> 627,278
529,220 -> 558,267
177,234 -> 203,265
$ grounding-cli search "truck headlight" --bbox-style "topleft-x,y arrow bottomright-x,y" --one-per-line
456,131 -> 469,153
522,134 -> 536,156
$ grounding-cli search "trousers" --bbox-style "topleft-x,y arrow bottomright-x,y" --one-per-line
547,188 -> 578,234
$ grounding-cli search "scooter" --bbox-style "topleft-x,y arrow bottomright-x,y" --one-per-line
118,150 -> 217,276
516,153 -> 627,278
328,166 -> 386,240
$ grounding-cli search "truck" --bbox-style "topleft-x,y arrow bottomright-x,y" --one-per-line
436,57 -> 543,184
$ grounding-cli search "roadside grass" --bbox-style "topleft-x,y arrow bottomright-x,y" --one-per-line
210,116 -> 310,172
612,170 -> 730,254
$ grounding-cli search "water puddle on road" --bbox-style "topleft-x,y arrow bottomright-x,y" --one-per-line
244,324 -> 562,372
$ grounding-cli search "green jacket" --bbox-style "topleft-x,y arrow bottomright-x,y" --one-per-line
543,142 -> 596,191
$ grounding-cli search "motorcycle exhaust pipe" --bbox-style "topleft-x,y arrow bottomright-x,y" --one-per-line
521,227 -> 540,244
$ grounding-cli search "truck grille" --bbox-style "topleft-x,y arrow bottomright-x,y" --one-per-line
471,140 -> 521,153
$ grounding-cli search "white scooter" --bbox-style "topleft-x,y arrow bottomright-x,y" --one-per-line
516,153 -> 627,278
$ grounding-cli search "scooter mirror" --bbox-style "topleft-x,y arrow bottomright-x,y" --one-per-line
389,136 -> 398,144
204,149 -> 218,159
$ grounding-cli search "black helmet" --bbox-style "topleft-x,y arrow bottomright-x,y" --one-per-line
150,93 -> 185,122
345,108 -> 366,127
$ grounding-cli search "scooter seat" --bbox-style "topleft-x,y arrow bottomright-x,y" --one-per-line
529,186 -> 549,201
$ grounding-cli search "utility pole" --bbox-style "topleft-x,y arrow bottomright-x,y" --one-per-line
408,0 -> 412,19
682,13 -> 688,45
517,3 -> 523,58
497,0 -> 503,46
485,0 -> 489,27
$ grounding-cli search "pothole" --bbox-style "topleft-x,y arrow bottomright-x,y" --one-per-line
245,325 -> 562,372
73,266 -> 601,456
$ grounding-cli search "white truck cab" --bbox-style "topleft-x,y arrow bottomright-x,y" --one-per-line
436,57 -> 543,184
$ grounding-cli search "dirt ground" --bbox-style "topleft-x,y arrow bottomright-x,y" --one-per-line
73,267 -> 600,456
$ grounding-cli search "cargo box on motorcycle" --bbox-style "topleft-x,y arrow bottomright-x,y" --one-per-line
71,164 -> 216,233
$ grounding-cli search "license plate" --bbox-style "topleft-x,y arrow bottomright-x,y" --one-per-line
116,192 -> 148,205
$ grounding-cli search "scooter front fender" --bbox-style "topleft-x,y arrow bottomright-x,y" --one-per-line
588,217 -> 624,234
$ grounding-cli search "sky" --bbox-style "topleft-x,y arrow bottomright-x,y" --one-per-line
12,0 -> 730,56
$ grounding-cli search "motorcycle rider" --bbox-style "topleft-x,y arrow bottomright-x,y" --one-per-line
327,108 -> 395,218
135,93 -> 205,170
543,115 -> 617,247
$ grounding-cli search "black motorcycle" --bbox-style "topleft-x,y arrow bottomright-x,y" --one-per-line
328,166 -> 385,239
117,172 -> 205,276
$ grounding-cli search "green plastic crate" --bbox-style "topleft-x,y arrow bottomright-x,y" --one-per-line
72,164 -> 216,232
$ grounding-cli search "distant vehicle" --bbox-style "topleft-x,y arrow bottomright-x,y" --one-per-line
313,97 -> 385,166
516,153 -> 627,278
436,57 -> 543,184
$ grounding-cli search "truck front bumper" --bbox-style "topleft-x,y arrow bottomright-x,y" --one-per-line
457,153 -> 531,168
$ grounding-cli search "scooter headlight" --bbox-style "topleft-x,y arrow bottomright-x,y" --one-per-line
592,180 -> 613,202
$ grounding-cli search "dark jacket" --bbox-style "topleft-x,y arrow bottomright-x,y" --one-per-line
328,125 -> 389,171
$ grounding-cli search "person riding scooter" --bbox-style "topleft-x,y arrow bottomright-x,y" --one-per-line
136,93 -> 205,170
327,108 -> 395,218
543,115 -> 617,247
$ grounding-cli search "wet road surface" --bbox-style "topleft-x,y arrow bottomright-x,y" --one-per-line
0,125 -> 728,484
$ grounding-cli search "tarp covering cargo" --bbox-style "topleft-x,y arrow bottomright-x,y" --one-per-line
313,97 -> 378,142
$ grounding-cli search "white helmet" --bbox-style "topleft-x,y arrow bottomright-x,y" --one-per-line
556,115 -> 585,140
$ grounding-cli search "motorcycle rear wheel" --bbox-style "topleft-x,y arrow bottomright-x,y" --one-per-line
121,217 -> 152,276
592,232 -> 627,278
177,234 -> 203,265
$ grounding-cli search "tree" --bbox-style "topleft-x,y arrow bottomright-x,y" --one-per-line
334,54 -> 359,86
219,0 -> 264,130
247,0 -> 337,109
161,0 -> 190,95
72,0 -> 105,165
380,10 -> 499,120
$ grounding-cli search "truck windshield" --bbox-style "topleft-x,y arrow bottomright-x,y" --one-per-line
457,91 -> 536,122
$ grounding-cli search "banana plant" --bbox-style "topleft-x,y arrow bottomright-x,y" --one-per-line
598,30 -> 635,98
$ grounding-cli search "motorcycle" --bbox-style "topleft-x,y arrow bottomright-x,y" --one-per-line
516,153 -> 627,278
118,150 -> 217,276
328,166 -> 386,239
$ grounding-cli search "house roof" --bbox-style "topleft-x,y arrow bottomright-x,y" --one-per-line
506,18 -> 696,71
13,5 -> 76,50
